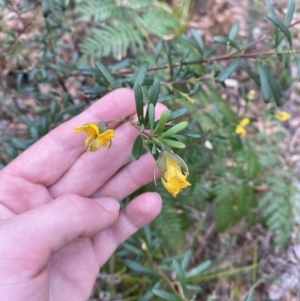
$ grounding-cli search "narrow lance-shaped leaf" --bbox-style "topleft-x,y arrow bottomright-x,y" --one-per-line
218,58 -> 240,82
264,0 -> 275,14
265,69 -> 282,106
294,55 -> 300,81
228,22 -> 239,41
213,36 -> 239,50
257,62 -> 271,103
95,61 -> 118,89
152,289 -> 184,301
267,13 -> 292,48
173,259 -> 187,297
134,84 -> 144,124
144,79 -> 160,125
133,61 -> 149,89
167,108 -> 188,122
160,121 -> 189,138
285,0 -> 295,27
173,128 -> 201,138
148,103 -> 155,133
185,260 -> 212,279
165,42 -> 174,80
131,135 -> 143,160
191,28 -> 204,54
149,79 -> 160,106
154,110 -> 170,135
160,139 -> 186,149
246,291 -> 254,301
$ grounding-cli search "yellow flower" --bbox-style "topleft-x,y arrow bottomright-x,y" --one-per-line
275,111 -> 290,122
155,151 -> 191,197
239,118 -> 250,127
235,125 -> 247,136
74,123 -> 115,152
235,118 -> 250,137
247,89 -> 256,101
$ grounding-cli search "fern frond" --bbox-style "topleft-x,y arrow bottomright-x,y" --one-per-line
258,174 -> 294,247
213,182 -> 256,232
152,185 -> 186,251
80,22 -> 144,59
76,0 -> 123,22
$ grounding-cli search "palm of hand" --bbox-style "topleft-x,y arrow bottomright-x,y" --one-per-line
0,89 -> 162,301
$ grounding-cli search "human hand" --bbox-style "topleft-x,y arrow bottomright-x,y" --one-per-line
0,89 -> 163,301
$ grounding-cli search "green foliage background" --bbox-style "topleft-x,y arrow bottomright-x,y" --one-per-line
0,0 -> 299,300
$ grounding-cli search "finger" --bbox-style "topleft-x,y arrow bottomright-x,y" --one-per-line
0,194 -> 120,263
93,153 -> 159,201
91,192 -> 162,266
5,88 -> 136,187
49,103 -> 166,198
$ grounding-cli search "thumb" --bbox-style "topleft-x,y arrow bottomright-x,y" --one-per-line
0,194 -> 120,258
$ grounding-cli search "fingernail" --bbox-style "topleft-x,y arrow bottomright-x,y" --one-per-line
97,198 -> 120,212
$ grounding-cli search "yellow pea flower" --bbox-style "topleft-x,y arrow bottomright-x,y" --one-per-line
275,111 -> 290,122
247,89 -> 256,101
74,122 -> 115,152
235,118 -> 250,137
235,125 -> 247,136
155,151 -> 191,197
239,118 -> 250,127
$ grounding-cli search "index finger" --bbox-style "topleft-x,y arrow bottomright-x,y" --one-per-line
5,88 -> 136,186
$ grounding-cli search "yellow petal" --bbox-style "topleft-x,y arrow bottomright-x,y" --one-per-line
161,156 -> 191,197
235,125 -> 246,136
98,129 -> 115,148
87,129 -> 115,151
275,111 -> 290,122
239,118 -> 250,128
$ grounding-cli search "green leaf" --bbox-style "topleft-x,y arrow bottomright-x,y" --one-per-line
167,108 -> 188,122
29,126 -> 39,140
177,128 -> 201,138
152,289 -> 184,301
213,36 -> 239,50
95,61 -> 118,89
218,58 -> 240,82
267,13 -> 292,48
41,0 -> 50,16
149,79 -> 160,106
239,63 -> 260,86
163,125 -> 201,138
264,0 -> 275,14
257,62 -> 271,103
133,62 -> 149,89
185,260 -> 212,278
190,28 -> 204,54
165,42 -> 174,79
11,138 -> 28,150
228,22 -> 239,41
132,135 -> 143,160
294,55 -> 300,81
124,260 -> 159,278
173,259 -> 187,297
246,291 -> 254,301
21,115 -> 34,126
148,103 -> 155,133
159,139 -> 186,149
158,94 -> 178,102
134,84 -> 144,124
181,250 -> 192,270
264,69 -> 282,106
154,110 -> 170,135
285,0 -> 295,27
5,146 -> 18,159
160,121 -> 189,138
